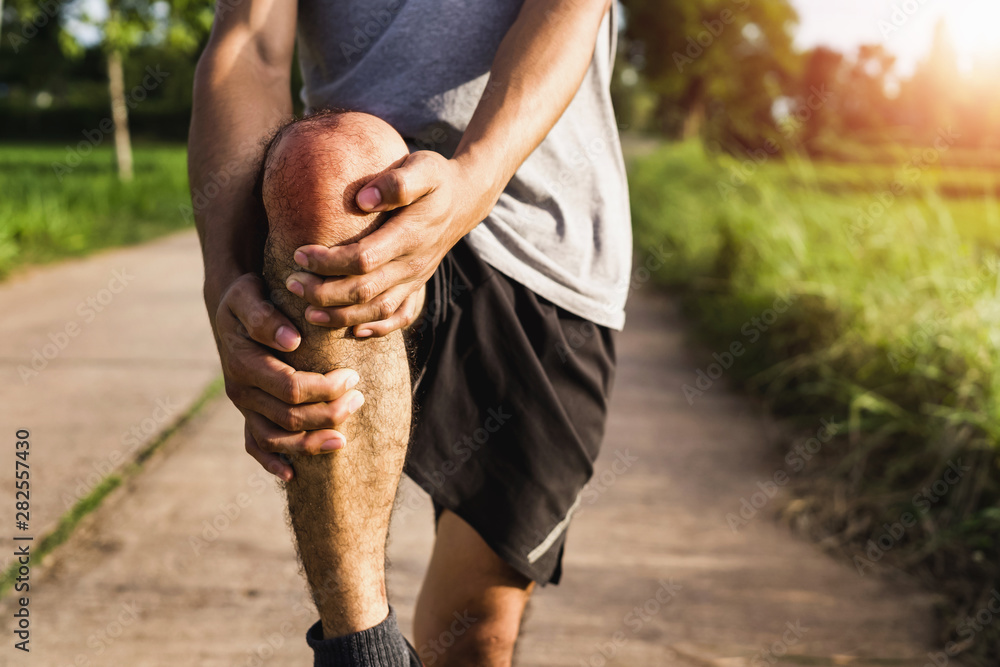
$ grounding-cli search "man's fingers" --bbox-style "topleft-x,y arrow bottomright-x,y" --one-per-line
356,150 -> 441,213
237,386 -> 365,432
303,283 -> 416,329
223,274 -> 301,352
244,424 -> 294,482
244,411 -> 347,456
227,347 -> 357,404
294,218 -> 412,276
354,287 -> 425,338
286,264 -> 405,307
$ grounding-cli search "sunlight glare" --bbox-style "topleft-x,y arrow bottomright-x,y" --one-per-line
943,1 -> 1000,63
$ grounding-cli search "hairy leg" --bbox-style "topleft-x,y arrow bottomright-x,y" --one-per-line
414,510 -> 535,666
260,111 -> 412,637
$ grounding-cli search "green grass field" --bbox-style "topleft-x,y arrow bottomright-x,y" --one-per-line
630,141 -> 1000,660
0,144 -> 191,277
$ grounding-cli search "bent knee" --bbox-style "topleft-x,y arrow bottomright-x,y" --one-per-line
261,110 -> 408,252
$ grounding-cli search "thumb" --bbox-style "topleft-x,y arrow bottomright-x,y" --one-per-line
357,151 -> 441,213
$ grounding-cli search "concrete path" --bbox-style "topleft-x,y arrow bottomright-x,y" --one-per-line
0,231 -> 941,666
0,232 -> 220,564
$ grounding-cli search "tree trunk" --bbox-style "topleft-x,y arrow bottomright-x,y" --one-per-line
681,98 -> 706,141
680,78 -> 707,141
107,50 -> 134,182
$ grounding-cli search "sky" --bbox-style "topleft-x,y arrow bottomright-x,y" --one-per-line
787,0 -> 1000,74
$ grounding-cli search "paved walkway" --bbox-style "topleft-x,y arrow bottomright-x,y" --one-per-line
0,231 -> 940,666
0,232 -> 220,546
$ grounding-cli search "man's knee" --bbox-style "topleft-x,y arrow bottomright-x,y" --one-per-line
261,109 -> 408,252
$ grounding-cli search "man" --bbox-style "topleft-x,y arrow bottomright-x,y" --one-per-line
188,0 -> 631,665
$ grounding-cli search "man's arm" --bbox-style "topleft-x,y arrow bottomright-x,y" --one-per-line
286,0 -> 614,335
190,0 -> 296,297
189,0 -> 364,479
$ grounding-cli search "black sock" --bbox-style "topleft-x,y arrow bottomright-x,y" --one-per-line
305,606 -> 422,667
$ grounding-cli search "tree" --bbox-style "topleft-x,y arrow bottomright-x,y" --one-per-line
9,0 -> 212,180
789,44 -> 897,153
842,44 -> 895,135
620,0 -> 800,149
899,19 -> 960,139
794,46 -> 844,150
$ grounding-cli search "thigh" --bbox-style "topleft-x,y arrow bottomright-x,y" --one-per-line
413,509 -> 534,667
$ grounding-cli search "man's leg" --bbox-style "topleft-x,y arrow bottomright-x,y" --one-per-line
414,510 -> 535,667
260,111 -> 414,647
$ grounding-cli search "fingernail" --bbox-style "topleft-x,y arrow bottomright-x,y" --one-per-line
294,250 -> 309,268
356,328 -> 373,338
306,309 -> 330,324
348,392 -> 365,413
346,372 -> 360,390
275,325 -> 300,351
320,438 -> 344,452
286,279 -> 304,297
358,187 -> 382,211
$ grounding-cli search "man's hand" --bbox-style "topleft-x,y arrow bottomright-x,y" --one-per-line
214,273 -> 366,481
283,150 -> 499,337
281,0 -> 611,338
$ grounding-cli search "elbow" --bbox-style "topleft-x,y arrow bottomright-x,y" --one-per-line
194,28 -> 292,94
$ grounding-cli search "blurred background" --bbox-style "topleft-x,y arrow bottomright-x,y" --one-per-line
1,0 -> 999,664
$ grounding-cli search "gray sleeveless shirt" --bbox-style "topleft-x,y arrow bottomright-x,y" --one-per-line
297,0 -> 632,329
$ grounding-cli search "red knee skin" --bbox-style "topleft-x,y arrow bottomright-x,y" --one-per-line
262,111 -> 409,256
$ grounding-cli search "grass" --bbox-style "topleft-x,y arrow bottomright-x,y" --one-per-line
629,141 -> 1000,663
0,143 -> 192,277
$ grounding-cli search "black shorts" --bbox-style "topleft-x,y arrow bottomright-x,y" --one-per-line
403,239 -> 617,585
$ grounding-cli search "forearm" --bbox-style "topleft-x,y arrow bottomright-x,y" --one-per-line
188,46 -> 293,316
453,0 -> 613,225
